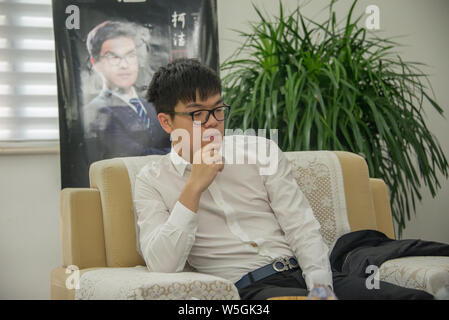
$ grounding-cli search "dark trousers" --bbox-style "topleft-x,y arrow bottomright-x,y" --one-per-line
238,230 -> 449,300
237,268 -> 434,300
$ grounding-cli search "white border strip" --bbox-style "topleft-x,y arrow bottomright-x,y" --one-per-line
0,141 -> 60,154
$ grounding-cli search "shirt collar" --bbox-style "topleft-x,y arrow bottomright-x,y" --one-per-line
103,85 -> 138,101
169,147 -> 191,176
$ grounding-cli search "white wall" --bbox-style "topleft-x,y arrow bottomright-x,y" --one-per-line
0,154 -> 61,299
0,0 -> 448,299
373,0 -> 449,243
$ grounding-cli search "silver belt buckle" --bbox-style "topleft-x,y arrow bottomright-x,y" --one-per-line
272,257 -> 296,272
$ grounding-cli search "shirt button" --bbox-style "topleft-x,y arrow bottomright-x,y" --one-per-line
250,242 -> 258,248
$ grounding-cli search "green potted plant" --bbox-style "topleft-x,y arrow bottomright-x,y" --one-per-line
221,0 -> 448,237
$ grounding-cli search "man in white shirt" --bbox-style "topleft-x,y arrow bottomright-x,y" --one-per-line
134,58 -> 433,300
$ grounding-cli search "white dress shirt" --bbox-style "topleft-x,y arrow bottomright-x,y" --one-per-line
134,135 -> 333,290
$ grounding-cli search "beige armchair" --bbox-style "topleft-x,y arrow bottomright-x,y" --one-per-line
50,151 -> 448,299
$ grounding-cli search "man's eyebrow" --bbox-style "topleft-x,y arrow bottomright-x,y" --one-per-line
124,48 -> 137,55
103,48 -> 136,57
102,51 -> 116,56
186,98 -> 223,109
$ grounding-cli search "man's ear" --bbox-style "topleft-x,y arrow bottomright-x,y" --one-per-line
90,57 -> 100,73
157,113 -> 174,134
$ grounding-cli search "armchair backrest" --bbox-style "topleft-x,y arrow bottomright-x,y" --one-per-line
88,151 -> 382,268
89,157 -> 146,267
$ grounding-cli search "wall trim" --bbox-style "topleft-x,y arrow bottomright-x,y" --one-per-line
0,141 -> 60,155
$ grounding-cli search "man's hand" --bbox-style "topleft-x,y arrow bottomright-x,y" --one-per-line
307,284 -> 337,300
190,142 -> 224,191
179,142 -> 224,213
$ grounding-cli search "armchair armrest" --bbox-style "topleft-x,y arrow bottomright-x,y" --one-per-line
50,266 -> 104,300
72,266 -> 241,300
61,188 -> 107,269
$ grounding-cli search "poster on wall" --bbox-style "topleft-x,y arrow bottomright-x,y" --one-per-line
52,0 -> 219,188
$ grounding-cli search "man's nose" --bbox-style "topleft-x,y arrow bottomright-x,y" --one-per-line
203,113 -> 219,128
119,57 -> 129,68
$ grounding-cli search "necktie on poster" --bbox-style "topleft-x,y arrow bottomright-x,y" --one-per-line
129,98 -> 152,136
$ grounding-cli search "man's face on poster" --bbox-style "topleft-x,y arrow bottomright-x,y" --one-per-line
94,36 -> 138,91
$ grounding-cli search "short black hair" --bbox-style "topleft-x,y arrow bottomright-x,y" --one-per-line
86,21 -> 136,61
146,58 -> 222,115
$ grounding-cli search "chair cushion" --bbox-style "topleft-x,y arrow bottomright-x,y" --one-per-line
284,151 -> 351,250
379,256 -> 449,295
75,266 -> 240,300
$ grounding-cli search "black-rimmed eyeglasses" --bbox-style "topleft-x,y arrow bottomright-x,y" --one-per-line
169,104 -> 231,125
101,51 -> 138,66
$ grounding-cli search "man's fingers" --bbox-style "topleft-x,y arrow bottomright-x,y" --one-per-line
217,163 -> 225,172
203,152 -> 223,165
202,145 -> 222,164
202,142 -> 222,155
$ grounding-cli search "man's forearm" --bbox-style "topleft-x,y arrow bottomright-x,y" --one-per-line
178,181 -> 203,213
140,201 -> 199,273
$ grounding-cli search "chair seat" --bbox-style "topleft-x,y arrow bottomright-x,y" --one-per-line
379,256 -> 449,295
75,266 -> 240,300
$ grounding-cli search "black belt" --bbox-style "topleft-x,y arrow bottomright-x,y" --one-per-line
235,257 -> 299,290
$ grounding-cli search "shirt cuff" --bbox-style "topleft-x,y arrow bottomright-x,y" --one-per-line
166,201 -> 199,232
304,269 -> 334,291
